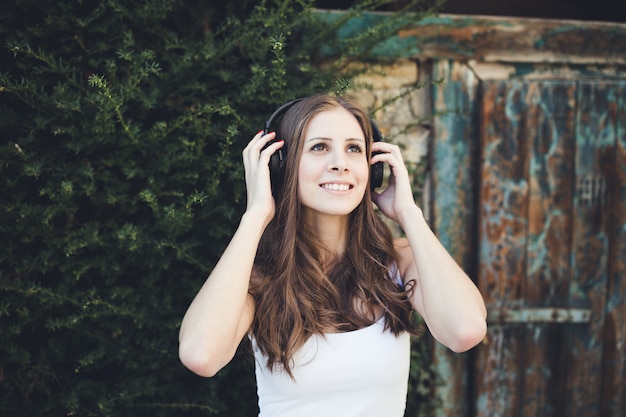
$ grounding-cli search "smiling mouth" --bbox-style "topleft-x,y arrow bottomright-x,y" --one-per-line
321,183 -> 352,191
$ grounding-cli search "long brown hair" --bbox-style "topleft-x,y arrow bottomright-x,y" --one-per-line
249,93 -> 415,376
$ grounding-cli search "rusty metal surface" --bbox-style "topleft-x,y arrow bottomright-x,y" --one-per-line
487,307 -> 591,324
560,81 -> 615,417
472,79 -> 626,417
430,59 -> 480,417
397,14 -> 626,66
476,79 -> 530,417
601,81 -> 626,417
521,81 -> 577,417
430,59 -> 625,417
524,82 -> 576,307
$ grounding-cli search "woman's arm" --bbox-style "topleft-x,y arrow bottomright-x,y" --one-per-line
178,131 -> 283,377
394,218 -> 487,352
178,213 -> 263,377
372,143 -> 486,352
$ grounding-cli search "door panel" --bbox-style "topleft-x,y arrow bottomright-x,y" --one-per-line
473,80 -> 623,417
476,79 -> 530,417
431,60 -> 481,417
601,82 -> 626,416
521,81 -> 576,417
562,81 -> 615,417
431,56 -> 626,417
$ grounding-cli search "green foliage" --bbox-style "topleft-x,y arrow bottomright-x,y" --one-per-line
0,0 -> 440,415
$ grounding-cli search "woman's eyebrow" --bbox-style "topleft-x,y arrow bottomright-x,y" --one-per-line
305,137 -> 365,143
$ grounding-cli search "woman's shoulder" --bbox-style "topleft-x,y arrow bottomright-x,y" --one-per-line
393,237 -> 410,250
392,237 -> 413,282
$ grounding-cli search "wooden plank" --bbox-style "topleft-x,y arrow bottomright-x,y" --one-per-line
487,307 -> 590,324
468,60 -> 626,81
475,324 -> 524,417
475,79 -> 530,417
320,11 -> 626,72
524,81 -> 575,306
520,81 -> 577,417
601,81 -> 626,417
397,14 -> 626,65
564,81 -> 615,417
430,59 -> 480,417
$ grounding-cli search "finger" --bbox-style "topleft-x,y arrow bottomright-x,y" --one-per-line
244,130 -> 263,151
244,132 -> 278,170
371,141 -> 399,152
256,131 -> 277,147
258,139 -> 283,162
371,142 -> 401,156
370,151 -> 403,168
245,131 -> 275,153
245,140 -> 284,187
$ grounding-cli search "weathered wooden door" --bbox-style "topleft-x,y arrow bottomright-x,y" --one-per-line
428,42 -> 626,417
472,78 -> 626,417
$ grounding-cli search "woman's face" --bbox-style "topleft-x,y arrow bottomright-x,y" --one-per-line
297,106 -> 369,218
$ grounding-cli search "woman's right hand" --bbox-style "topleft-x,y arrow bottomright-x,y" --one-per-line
242,130 -> 284,226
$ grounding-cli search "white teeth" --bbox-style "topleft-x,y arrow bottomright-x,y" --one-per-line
322,183 -> 350,191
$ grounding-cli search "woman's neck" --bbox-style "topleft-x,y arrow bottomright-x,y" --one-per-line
303,210 -> 349,256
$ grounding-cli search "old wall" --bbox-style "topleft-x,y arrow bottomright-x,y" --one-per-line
348,59 -> 434,233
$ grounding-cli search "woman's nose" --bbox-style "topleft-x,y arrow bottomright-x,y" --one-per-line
329,150 -> 348,172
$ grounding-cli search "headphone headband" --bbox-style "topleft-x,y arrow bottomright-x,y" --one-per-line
263,98 -> 303,135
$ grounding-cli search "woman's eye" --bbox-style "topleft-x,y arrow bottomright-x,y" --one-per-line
311,143 -> 327,151
347,144 -> 363,153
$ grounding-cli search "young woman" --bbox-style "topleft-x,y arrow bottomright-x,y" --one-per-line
178,93 -> 487,416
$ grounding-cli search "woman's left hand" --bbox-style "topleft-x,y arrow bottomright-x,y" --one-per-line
370,142 -> 417,224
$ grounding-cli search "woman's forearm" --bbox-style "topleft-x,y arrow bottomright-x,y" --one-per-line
398,204 -> 487,352
178,211 -> 266,376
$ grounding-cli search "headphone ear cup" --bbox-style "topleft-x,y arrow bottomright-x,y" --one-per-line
369,119 -> 384,190
370,160 -> 384,190
261,127 -> 283,190
268,145 -> 285,192
262,99 -> 302,194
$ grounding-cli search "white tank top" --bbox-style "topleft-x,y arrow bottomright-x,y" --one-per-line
252,317 -> 411,417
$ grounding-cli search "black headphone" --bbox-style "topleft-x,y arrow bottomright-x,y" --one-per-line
262,98 -> 384,192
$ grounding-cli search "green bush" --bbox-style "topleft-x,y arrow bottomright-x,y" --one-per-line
0,0 -> 440,415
